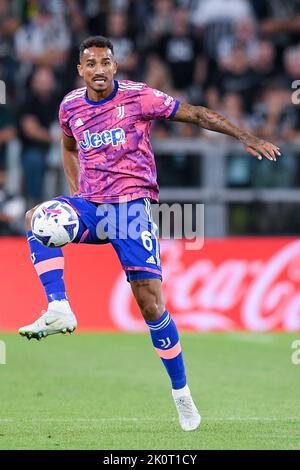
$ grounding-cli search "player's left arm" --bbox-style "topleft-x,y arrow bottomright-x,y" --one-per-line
172,102 -> 281,161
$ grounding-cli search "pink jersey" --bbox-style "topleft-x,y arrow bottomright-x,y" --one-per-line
59,80 -> 179,203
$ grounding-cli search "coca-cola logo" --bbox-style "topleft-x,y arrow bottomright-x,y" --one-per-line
241,240 -> 300,331
110,240 -> 300,332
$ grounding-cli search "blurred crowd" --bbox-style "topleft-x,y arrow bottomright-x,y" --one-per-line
1,0 -> 300,235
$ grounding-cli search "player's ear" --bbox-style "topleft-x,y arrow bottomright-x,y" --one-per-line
77,64 -> 83,78
113,60 -> 118,76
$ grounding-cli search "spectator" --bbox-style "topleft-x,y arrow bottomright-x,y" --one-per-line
0,189 -> 26,235
255,0 -> 300,39
250,82 -> 297,141
222,92 -> 249,128
249,81 -> 298,187
278,46 -> 300,141
0,104 -> 15,188
210,44 -> 257,112
191,0 -> 254,58
145,0 -> 174,44
282,45 -> 300,87
14,3 -> 70,90
0,0 -> 19,96
221,93 -> 252,187
217,19 -> 257,61
153,7 -> 205,95
107,10 -> 138,80
250,39 -> 279,90
18,66 -> 60,206
65,0 -> 87,38
0,103 -> 25,234
143,55 -> 172,93
252,0 -> 300,67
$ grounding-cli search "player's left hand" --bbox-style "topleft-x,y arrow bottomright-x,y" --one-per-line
239,134 -> 281,162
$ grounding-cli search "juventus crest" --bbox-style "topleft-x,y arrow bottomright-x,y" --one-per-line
116,104 -> 125,119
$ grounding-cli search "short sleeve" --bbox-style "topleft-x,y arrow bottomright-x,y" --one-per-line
139,85 -> 180,120
59,101 -> 73,137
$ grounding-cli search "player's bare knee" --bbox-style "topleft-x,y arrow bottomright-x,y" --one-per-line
140,300 -> 165,322
25,206 -> 39,230
130,278 -> 165,321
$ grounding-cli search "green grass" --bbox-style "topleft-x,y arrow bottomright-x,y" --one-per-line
0,332 -> 300,450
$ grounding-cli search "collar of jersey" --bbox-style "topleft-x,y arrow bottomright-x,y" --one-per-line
85,80 -> 119,105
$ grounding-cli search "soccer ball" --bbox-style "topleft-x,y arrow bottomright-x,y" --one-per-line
31,200 -> 79,248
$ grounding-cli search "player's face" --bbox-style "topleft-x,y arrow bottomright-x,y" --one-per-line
77,47 -> 118,96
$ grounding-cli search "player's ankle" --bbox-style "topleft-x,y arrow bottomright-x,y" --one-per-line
48,299 -> 73,315
172,384 -> 190,398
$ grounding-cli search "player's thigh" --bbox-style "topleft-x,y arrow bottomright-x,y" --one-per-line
109,197 -> 162,280
54,196 -> 109,244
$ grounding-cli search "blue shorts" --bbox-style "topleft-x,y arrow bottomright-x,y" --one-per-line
55,196 -> 162,282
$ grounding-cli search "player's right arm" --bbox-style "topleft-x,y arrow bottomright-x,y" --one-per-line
61,133 -> 80,196
59,97 -> 80,196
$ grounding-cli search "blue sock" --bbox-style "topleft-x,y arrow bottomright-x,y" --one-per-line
146,310 -> 186,390
27,230 -> 67,302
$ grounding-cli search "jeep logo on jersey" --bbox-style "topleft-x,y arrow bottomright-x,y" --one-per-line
79,128 -> 126,150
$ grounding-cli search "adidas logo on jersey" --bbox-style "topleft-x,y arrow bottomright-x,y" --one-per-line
146,255 -> 156,265
74,118 -> 84,128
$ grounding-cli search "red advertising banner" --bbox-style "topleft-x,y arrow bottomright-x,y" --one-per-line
1,237 -> 300,332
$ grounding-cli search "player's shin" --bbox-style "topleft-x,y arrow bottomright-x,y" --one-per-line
26,230 -> 71,313
146,310 -> 186,390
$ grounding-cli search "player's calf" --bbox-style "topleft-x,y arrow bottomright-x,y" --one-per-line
20,201 -> 77,340
130,277 -> 201,431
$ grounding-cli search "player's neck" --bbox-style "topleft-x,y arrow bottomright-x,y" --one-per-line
86,82 -> 116,102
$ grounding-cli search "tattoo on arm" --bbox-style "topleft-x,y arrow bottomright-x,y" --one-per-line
171,102 -> 281,161
172,102 -> 249,142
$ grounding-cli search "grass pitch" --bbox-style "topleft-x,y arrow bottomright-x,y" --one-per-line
0,332 -> 299,450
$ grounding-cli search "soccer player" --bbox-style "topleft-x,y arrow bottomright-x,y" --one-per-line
19,36 -> 280,432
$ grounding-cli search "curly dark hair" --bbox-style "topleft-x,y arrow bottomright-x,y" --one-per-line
79,36 -> 114,61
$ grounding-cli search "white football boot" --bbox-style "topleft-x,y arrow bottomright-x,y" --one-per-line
19,302 -> 77,341
172,385 -> 201,431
